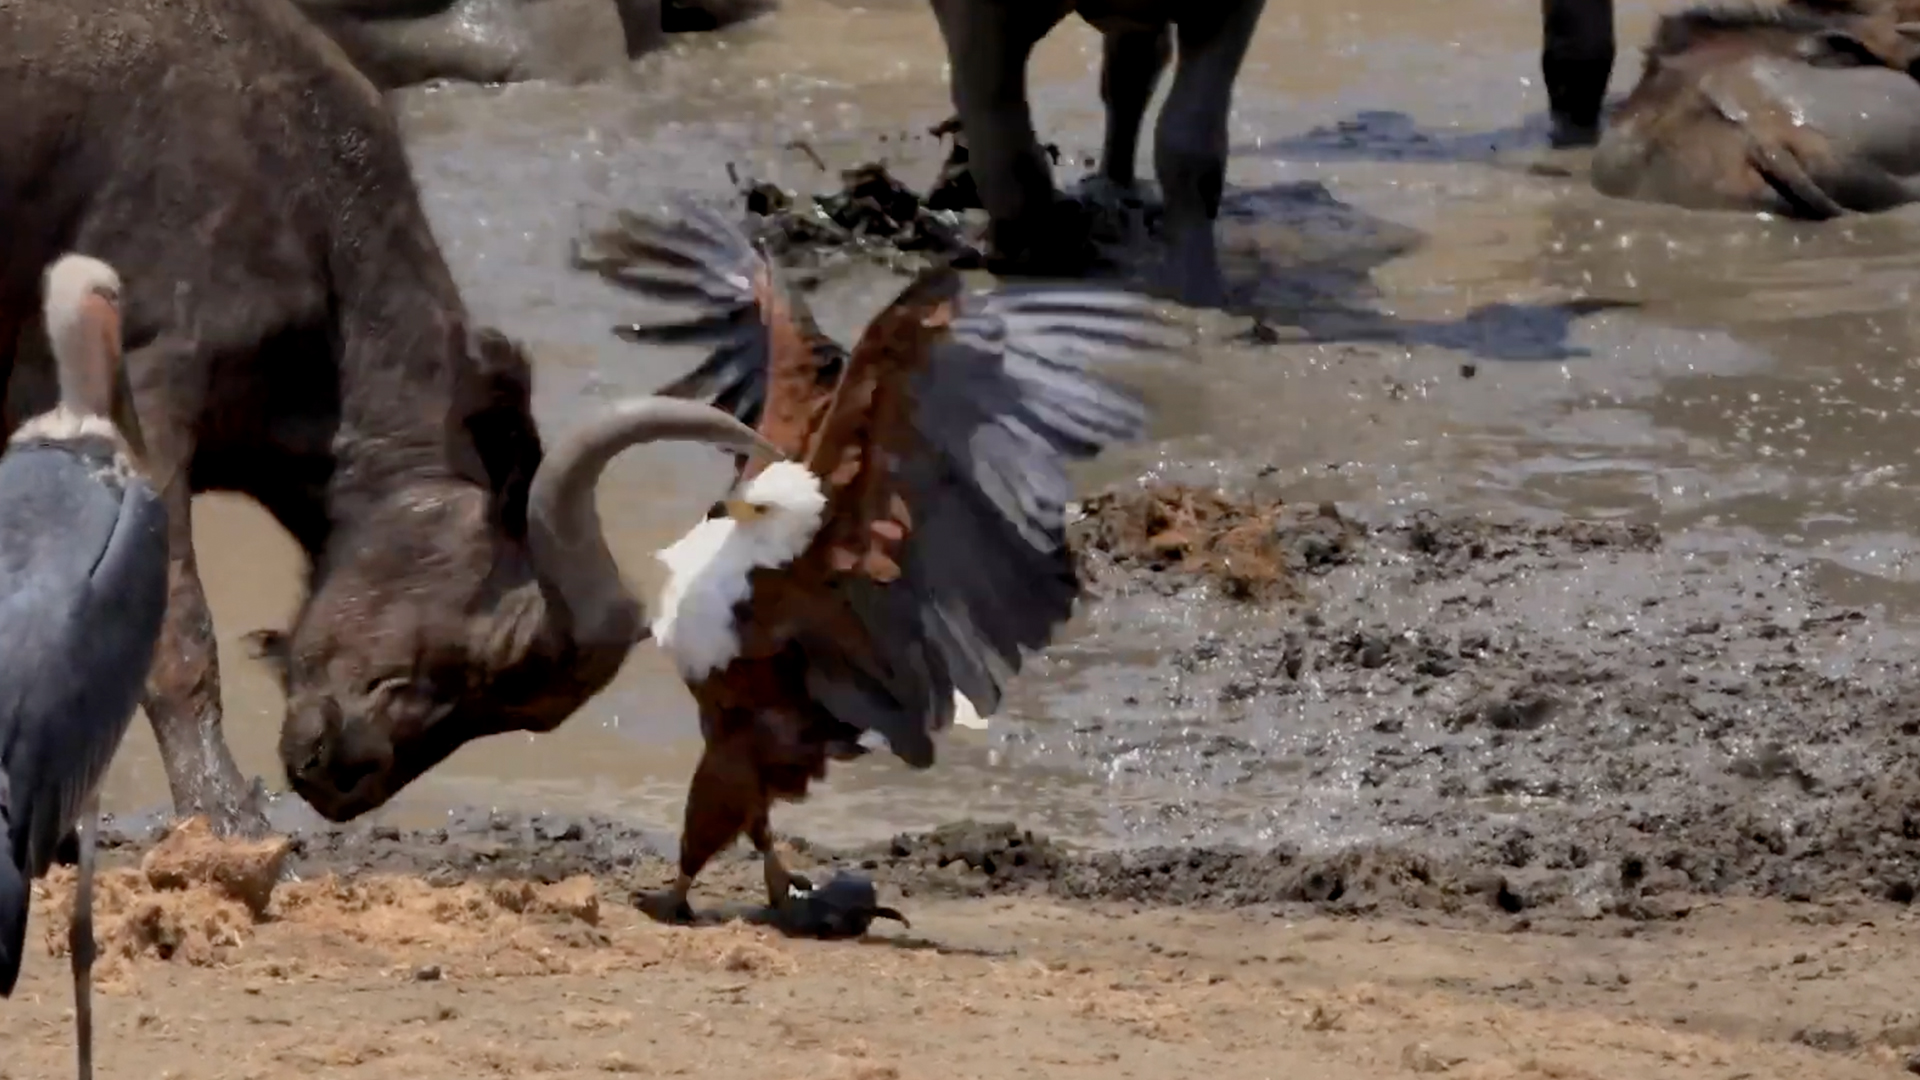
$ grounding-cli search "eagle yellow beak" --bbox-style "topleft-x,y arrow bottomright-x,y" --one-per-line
724,498 -> 765,521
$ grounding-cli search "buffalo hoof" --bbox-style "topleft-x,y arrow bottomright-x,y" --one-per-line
1070,175 -> 1160,214
1153,236 -> 1229,311
983,199 -> 1100,280
635,889 -> 696,925
1068,175 -> 1162,250
1549,116 -> 1602,150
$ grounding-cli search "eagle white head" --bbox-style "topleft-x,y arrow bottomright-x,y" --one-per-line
651,460 -> 828,679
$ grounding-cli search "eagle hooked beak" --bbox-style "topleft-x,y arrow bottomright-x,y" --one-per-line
723,498 -> 766,521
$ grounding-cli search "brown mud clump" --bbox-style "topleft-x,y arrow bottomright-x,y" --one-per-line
141,815 -> 292,917
33,860 -> 627,987
1071,485 -> 1313,601
36,816 -> 292,977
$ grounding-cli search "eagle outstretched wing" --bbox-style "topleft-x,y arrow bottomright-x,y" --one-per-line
578,200 -> 1186,765
572,205 -> 841,448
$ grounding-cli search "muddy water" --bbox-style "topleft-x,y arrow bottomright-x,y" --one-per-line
94,0 -> 1920,856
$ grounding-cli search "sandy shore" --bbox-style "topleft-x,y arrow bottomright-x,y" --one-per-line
8,843 -> 1917,1080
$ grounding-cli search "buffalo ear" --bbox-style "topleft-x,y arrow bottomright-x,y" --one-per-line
243,629 -> 292,688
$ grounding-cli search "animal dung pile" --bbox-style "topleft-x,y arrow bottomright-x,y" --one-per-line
1071,485 -> 1299,602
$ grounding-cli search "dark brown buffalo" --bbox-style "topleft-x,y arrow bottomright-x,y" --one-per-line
1591,3 -> 1920,217
1538,0 -> 1920,149
0,0 -> 773,830
927,0 -> 1620,310
1544,0 -> 1617,147
929,0 -> 1268,309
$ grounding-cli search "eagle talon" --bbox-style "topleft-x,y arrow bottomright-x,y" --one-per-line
777,871 -> 816,905
765,869 -> 910,940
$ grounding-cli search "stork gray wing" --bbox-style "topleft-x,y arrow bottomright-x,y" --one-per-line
799,282 -> 1183,766
0,445 -> 168,996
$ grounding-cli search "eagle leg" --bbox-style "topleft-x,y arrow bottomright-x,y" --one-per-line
638,740 -> 757,925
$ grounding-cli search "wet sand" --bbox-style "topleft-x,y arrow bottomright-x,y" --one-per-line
8,827 -> 1920,1079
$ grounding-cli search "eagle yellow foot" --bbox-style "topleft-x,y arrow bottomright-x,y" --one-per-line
764,869 -> 911,940
763,848 -> 812,910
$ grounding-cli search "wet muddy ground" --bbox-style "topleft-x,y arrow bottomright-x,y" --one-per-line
67,0 -> 1920,970
30,1 -> 1920,1073
12,830 -> 1920,1079
86,494 -> 1920,927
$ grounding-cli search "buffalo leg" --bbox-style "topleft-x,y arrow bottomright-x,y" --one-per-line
930,0 -> 1076,272
1098,26 -> 1173,189
70,794 -> 98,1080
126,338 -> 264,836
1542,0 -> 1614,148
644,741 -> 758,922
1155,0 -> 1267,309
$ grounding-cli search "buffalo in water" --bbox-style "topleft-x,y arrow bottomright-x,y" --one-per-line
927,0 -> 1623,309
0,0 -> 776,831
1592,2 -> 1920,217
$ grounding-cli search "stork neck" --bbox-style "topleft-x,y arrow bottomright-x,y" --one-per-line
51,295 -> 118,420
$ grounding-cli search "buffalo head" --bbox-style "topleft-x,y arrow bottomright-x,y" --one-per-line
251,330 -> 778,821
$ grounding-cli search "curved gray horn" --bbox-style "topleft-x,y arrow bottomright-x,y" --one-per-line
528,396 -> 785,647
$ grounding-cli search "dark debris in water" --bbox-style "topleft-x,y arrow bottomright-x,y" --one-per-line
729,138 -> 985,275
728,117 -> 1149,281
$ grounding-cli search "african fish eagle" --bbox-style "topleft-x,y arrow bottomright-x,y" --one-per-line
573,200 -> 1187,922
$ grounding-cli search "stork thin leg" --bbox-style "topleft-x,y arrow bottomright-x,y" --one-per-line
70,795 -> 99,1080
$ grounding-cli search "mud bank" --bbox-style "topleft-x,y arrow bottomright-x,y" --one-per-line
94,498 -> 1920,930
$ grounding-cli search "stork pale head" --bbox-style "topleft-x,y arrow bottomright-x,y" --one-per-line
42,254 -> 123,422
17,253 -> 149,467
651,460 -> 828,680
